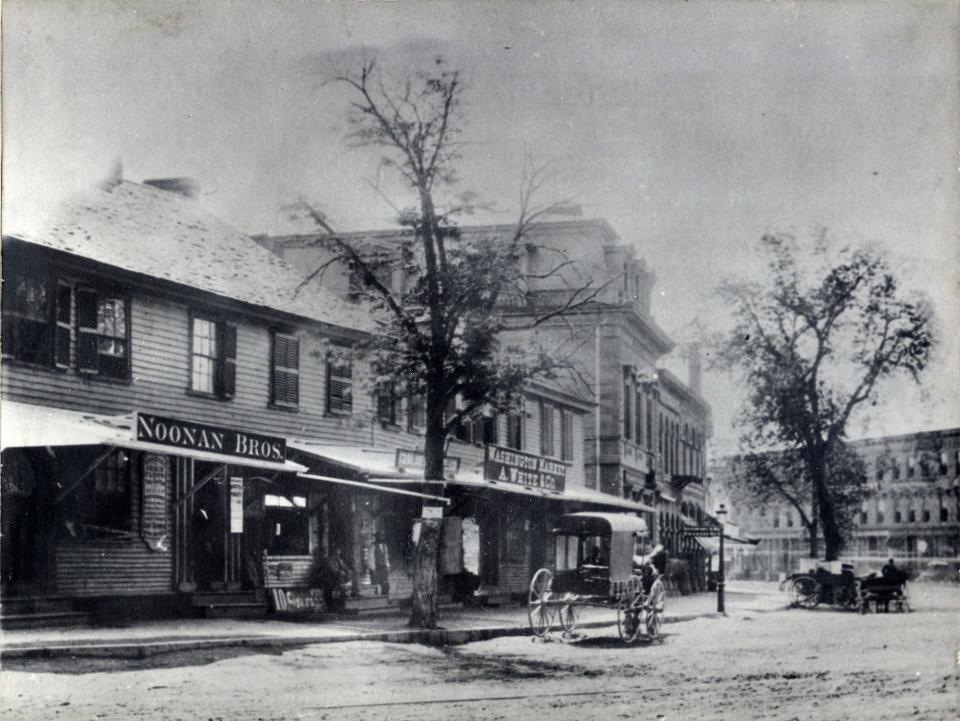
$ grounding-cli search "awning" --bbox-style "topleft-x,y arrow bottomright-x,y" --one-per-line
659,491 -> 678,503
297,472 -> 449,505
692,534 -> 760,552
1,401 -> 305,473
287,440 -> 414,479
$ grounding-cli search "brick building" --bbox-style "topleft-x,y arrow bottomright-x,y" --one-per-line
707,428 -> 960,580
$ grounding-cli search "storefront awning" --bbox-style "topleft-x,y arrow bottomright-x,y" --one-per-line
297,472 -> 450,505
286,440 -> 415,480
1,401 -> 305,473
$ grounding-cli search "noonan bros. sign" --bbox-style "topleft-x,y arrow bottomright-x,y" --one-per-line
136,413 -> 286,463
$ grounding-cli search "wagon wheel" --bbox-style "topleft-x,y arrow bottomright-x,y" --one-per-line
558,597 -> 579,635
617,592 -> 643,645
791,576 -> 820,609
645,577 -> 665,641
528,568 -> 555,638
832,583 -> 857,611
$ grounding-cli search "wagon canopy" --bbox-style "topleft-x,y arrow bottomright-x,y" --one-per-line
555,512 -> 648,537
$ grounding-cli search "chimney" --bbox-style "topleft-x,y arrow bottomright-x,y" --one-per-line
143,177 -> 200,199
687,342 -> 702,396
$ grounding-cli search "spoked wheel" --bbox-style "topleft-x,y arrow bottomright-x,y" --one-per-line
558,598 -> 579,635
645,578 -> 665,641
617,592 -> 643,645
528,568 -> 555,638
790,577 -> 820,609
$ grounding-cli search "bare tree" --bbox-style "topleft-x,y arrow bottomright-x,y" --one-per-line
715,233 -> 933,560
294,58 -> 604,627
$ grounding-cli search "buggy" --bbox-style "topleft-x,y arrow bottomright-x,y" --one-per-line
527,512 -> 665,644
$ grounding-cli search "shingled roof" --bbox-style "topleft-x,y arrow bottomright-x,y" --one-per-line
11,180 -> 374,333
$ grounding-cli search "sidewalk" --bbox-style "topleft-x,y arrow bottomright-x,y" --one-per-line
0,585 -> 787,660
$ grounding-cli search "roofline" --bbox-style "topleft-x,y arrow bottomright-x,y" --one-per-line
656,367 -> 711,414
2,235 -> 372,343
524,380 -> 596,412
258,217 -> 625,249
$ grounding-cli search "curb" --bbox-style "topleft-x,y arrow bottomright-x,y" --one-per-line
0,615 -> 687,660
0,606 -> 786,661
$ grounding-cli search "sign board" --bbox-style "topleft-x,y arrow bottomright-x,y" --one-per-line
269,588 -> 326,614
136,413 -> 286,463
421,504 -> 444,519
229,477 -> 244,533
395,448 -> 460,479
483,445 -> 566,493
141,454 -> 169,551
684,526 -> 722,537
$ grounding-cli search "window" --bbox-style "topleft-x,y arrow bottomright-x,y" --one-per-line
908,509 -> 916,523
63,448 -> 132,535
622,375 -> 632,439
939,452 -> 949,476
506,410 -> 523,450
875,462 -> 884,482
540,401 -> 555,457
892,463 -> 900,480
561,410 -> 574,462
271,332 -> 300,407
877,510 -> 885,524
922,509 -> 931,522
907,458 -> 915,478
77,290 -> 130,379
326,354 -> 353,415
190,316 -> 236,397
407,395 -> 425,432
2,272 -> 53,365
264,495 -> 309,555
634,389 -> 643,444
894,510 -> 902,523
645,395 -> 653,449
940,507 -> 949,523
377,383 -> 398,426
860,511 -> 868,525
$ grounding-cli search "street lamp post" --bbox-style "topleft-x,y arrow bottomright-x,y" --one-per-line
716,503 -> 727,614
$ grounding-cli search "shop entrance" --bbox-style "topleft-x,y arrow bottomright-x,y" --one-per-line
190,465 -> 226,590
0,449 -> 52,594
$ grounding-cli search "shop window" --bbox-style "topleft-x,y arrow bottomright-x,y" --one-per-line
407,395 -> 425,432
62,449 -> 132,536
502,513 -> 526,562
190,316 -> 236,398
561,410 -> 574,461
2,271 -> 54,366
326,354 -> 353,415
264,495 -> 309,555
270,332 -> 300,407
539,401 -> 555,457
377,383 -> 398,426
506,410 -> 523,450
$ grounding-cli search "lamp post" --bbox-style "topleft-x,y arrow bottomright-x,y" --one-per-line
716,503 -> 727,614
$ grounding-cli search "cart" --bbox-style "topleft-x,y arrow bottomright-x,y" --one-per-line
527,512 -> 665,644
783,562 -> 859,610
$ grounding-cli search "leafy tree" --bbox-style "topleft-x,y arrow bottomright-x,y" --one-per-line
716,233 -> 933,560
292,59 -> 602,627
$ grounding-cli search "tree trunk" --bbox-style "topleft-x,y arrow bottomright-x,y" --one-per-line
408,518 -> 440,628
808,518 -> 819,559
810,456 -> 843,561
408,404 -> 447,628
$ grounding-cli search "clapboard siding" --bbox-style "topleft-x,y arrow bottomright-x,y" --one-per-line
55,542 -> 175,596
1,281 -> 418,450
262,555 -> 315,588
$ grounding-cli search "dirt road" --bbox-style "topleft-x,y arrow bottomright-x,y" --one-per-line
2,584 -> 957,720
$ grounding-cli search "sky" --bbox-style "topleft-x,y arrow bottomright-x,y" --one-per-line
4,0 -> 958,453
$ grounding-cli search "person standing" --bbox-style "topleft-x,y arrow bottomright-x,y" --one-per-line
369,531 -> 391,597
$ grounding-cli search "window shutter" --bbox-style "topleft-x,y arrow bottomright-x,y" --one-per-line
219,323 -> 237,398
55,284 -> 72,369
272,333 -> 299,406
76,288 -> 99,373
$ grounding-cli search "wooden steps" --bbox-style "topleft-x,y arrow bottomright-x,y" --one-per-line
1,595 -> 90,630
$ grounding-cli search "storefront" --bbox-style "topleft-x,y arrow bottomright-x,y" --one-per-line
0,401 -> 302,615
